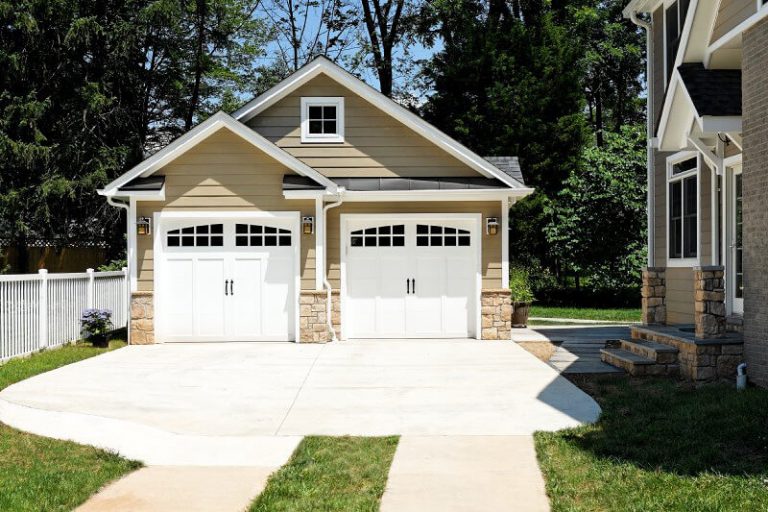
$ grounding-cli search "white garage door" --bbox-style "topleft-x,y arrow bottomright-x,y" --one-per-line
156,215 -> 297,342
343,216 -> 479,339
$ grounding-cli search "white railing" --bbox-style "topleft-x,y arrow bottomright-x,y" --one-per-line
0,268 -> 129,362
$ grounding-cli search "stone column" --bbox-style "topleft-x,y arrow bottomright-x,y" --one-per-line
130,291 -> 154,344
299,290 -> 334,342
694,265 -> 726,339
480,289 -> 513,340
641,268 -> 666,325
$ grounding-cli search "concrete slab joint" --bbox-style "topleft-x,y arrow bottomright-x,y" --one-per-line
641,267 -> 666,325
130,292 -> 154,345
481,289 -> 513,340
693,266 -> 726,339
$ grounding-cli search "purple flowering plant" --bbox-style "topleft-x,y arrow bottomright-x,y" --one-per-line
80,308 -> 113,340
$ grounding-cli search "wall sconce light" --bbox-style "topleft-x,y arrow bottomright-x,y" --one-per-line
486,217 -> 499,236
136,216 -> 152,236
302,216 -> 315,235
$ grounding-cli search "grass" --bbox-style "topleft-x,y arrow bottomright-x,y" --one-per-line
535,375 -> 768,511
250,436 -> 399,512
0,339 -> 141,512
529,305 -> 641,323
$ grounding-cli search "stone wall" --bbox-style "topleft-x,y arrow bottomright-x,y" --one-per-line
743,16 -> 768,387
632,326 -> 743,384
694,266 -> 726,339
130,291 -> 154,345
641,267 -> 666,325
299,290 -> 337,343
481,289 -> 512,340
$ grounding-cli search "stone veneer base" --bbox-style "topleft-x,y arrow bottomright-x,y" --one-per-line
299,290 -> 339,343
130,291 -> 155,345
481,289 -> 513,340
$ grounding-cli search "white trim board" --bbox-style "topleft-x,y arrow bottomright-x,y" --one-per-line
99,112 -> 337,196
232,57 -> 528,191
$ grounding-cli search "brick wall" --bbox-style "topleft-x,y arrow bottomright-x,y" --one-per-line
742,17 -> 768,387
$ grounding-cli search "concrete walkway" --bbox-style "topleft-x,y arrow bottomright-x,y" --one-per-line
381,436 -> 549,512
77,466 -> 272,512
0,340 -> 600,465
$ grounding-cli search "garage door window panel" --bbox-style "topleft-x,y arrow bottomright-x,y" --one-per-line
167,224 -> 224,247
350,225 -> 405,247
235,224 -> 292,247
416,224 -> 471,247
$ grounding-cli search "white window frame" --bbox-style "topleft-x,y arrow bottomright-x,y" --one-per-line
666,150 -> 701,267
300,97 -> 344,143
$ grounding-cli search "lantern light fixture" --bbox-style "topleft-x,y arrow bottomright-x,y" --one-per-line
302,216 -> 315,235
486,217 -> 499,236
136,216 -> 152,236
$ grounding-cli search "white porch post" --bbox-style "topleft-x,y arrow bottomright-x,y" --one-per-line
501,197 -> 510,288
315,196 -> 324,291
128,198 -> 138,293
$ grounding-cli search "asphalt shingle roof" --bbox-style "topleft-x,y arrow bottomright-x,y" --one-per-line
483,156 -> 525,185
678,63 -> 742,117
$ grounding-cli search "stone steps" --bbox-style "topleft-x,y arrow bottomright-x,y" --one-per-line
600,348 -> 679,377
619,339 -> 678,364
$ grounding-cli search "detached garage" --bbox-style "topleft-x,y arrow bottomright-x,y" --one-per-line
99,57 -> 532,344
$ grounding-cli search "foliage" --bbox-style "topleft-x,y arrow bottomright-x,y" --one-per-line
250,436 -> 399,511
545,124 -> 647,292
536,376 -> 768,511
97,258 -> 127,272
509,265 -> 535,304
80,308 -> 113,340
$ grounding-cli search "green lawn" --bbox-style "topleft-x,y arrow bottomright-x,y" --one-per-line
250,436 -> 399,512
530,305 -> 641,323
0,340 -> 141,512
536,376 -> 768,511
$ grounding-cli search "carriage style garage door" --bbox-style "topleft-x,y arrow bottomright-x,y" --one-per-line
155,213 -> 298,342
342,214 -> 480,339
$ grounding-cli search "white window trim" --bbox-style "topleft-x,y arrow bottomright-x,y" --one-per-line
300,97 -> 344,143
666,150 -> 701,267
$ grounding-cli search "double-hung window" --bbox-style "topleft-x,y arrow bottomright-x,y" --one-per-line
667,153 -> 699,263
301,97 -> 344,143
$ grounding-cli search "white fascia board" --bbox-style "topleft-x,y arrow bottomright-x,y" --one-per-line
101,112 -> 337,195
701,116 -> 742,133
233,58 -> 527,190
706,2 -> 768,66
336,188 -> 534,202
283,190 -> 327,200
98,187 -> 166,201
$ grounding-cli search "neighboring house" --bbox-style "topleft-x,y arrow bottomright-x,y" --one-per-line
624,0 -> 768,385
99,57 -> 533,345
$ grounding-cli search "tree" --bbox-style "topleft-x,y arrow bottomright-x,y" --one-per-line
544,124 -> 647,291
358,0 -> 409,97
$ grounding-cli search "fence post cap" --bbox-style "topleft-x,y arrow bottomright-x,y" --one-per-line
86,268 -> 95,273
38,268 -> 48,275
121,267 -> 128,272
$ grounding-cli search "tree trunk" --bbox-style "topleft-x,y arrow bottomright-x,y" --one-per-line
185,0 -> 207,131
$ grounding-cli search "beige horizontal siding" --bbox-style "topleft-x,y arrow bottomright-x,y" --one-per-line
666,267 -> 694,324
711,0 -> 755,42
247,74 -> 481,178
135,128 -> 316,292
324,201 -> 502,290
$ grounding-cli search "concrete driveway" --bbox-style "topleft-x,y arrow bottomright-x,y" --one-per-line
0,339 -> 599,465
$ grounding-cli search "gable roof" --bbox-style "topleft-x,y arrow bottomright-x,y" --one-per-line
483,157 -> 524,185
678,64 -> 742,117
232,56 -> 528,190
99,112 -> 337,196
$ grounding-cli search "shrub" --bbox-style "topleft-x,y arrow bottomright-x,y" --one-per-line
80,309 -> 113,340
509,266 -> 535,304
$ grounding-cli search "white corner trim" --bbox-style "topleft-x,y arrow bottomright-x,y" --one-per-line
232,58 -> 527,190
128,198 -> 138,293
300,97 -> 345,143
101,112 -> 337,196
501,197 -> 510,289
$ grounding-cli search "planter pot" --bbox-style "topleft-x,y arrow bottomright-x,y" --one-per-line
88,334 -> 109,348
512,302 -> 531,328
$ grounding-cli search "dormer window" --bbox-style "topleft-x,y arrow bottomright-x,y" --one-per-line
301,97 -> 344,143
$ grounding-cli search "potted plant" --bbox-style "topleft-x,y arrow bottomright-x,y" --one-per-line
509,266 -> 535,328
80,308 -> 113,348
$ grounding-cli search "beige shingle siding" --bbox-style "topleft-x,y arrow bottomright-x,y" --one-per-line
247,75 -> 481,178
711,0 -> 756,43
743,17 -> 768,387
135,128 -> 317,292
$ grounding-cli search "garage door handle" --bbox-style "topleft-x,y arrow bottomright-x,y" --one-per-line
412,278 -> 415,294
230,280 -> 234,296
406,278 -> 410,294
225,280 -> 229,296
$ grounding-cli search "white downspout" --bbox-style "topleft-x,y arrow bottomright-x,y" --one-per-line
629,11 -> 655,268
322,190 -> 344,341
106,195 -> 131,344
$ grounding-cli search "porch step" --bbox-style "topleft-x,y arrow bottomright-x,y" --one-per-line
619,339 -> 678,364
600,348 -> 679,377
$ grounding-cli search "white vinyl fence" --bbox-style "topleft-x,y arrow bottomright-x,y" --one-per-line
0,268 -> 129,362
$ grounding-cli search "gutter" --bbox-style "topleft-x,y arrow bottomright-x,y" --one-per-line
105,195 -> 132,345
321,190 -> 345,342
629,10 -> 655,268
